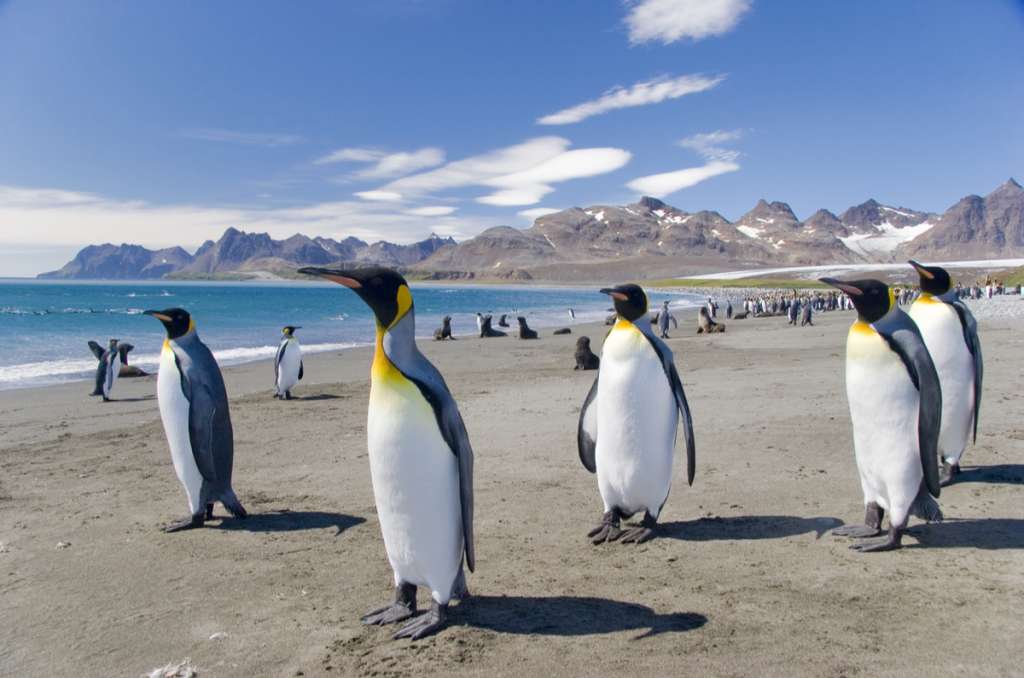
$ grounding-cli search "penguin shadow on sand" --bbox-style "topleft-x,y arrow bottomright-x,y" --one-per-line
217,509 -> 364,535
100,395 -> 156,403
949,464 -> 1024,485
905,518 -> 1024,550
658,515 -> 842,542
458,595 -> 706,639
285,393 -> 345,402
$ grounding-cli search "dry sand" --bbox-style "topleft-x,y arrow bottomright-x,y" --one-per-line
1,306 -> 1023,677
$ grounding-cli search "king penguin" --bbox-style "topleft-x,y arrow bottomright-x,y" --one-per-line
907,261 -> 983,485
578,283 -> 696,544
88,338 -> 133,401
819,278 -> 943,552
274,325 -> 304,400
143,308 -> 247,532
298,266 -> 474,641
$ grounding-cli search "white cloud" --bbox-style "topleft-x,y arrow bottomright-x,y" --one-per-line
403,206 -> 456,216
537,73 -> 725,125
0,185 -> 502,271
626,160 -> 739,197
376,137 -> 631,207
180,128 -> 304,147
354,190 -> 404,202
679,129 -> 742,162
518,207 -> 561,220
315,146 -> 446,179
625,0 -> 752,45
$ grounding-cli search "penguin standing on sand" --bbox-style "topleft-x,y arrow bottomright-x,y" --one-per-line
88,338 -> 133,401
299,266 -> 474,641
819,278 -> 942,552
143,308 -> 247,532
908,261 -> 983,485
274,325 -> 304,400
578,284 -> 696,544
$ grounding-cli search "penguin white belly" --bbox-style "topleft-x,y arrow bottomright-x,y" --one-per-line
595,323 -> 677,518
909,300 -> 974,464
845,325 -> 921,524
277,340 -> 302,393
367,371 -> 462,604
104,353 -> 120,397
157,345 -> 204,514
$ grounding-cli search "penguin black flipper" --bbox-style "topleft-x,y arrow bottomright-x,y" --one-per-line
577,376 -> 599,473
389,351 -> 476,573
88,341 -> 105,360
873,311 -> 942,498
173,347 -> 234,485
642,331 -> 696,486
118,343 -> 134,365
948,297 -> 983,443
274,341 -> 286,384
298,361 -> 304,380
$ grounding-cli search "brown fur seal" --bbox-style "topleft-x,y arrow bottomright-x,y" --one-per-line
574,336 -> 600,370
553,328 -> 571,335
697,307 -> 725,334
119,365 -> 149,378
433,315 -> 455,340
516,316 -> 538,339
480,315 -> 506,337
733,311 -> 749,320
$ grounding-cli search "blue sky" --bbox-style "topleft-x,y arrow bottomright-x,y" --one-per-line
1,0 -> 1022,275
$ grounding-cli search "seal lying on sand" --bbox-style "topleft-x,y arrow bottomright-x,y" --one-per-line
732,311 -> 749,320
574,336 -> 600,370
697,307 -> 726,334
517,317 -> 538,339
553,328 -> 571,335
434,315 -> 455,340
480,315 -> 506,338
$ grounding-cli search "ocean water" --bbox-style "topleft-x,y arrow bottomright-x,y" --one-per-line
0,279 -> 702,390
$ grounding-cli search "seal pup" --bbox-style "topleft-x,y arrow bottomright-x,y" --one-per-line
578,284 -> 696,544
299,266 -> 474,640
696,307 -> 725,334
516,316 -> 538,339
88,338 -> 134,401
574,336 -> 600,370
143,308 -> 247,532
908,261 -> 983,485
819,278 -> 942,552
274,325 -> 303,400
434,315 -> 455,341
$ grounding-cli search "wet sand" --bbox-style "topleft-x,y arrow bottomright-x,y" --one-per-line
1,307 -> 1022,677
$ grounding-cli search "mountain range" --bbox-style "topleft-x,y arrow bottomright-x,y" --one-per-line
39,178 -> 1023,281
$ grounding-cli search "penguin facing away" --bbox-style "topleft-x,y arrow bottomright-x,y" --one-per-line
88,338 -> 133,401
819,278 -> 942,552
907,261 -> 983,486
143,308 -> 247,532
299,266 -> 474,641
274,325 -> 304,400
578,283 -> 696,545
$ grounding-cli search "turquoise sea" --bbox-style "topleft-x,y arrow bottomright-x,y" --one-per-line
0,279 -> 702,390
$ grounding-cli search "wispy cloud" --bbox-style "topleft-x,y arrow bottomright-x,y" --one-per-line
366,136 -> 631,206
314,146 -> 446,179
625,0 -> 752,45
403,206 -> 456,216
180,128 -> 304,147
626,128 -> 742,197
518,207 -> 561,221
537,73 -> 725,125
353,190 -> 404,202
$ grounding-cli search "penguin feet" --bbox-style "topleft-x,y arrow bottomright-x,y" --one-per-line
362,583 -> 417,626
620,512 -> 658,544
849,525 -> 904,553
940,461 -> 961,487
284,391 -> 293,400
393,601 -> 447,641
205,503 -> 215,520
163,514 -> 204,533
833,502 -> 883,538
451,568 -> 470,601
588,510 -> 622,544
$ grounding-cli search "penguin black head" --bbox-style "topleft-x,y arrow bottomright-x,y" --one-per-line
282,325 -> 301,336
600,284 -> 648,322
819,278 -> 892,323
108,338 -> 118,348
299,266 -> 411,329
908,260 -> 952,296
144,308 -> 193,339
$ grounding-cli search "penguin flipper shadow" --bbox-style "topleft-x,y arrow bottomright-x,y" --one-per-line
949,299 -> 983,443
577,376 -> 599,473
88,341 -> 105,360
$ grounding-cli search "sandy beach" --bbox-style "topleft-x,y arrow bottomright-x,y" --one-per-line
2,299 -> 1023,677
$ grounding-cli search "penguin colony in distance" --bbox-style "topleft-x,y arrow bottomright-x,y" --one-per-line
819,278 -> 943,551
88,338 -> 133,401
274,325 -> 304,400
907,261 -> 983,486
298,266 -> 475,640
578,284 -> 696,544
144,308 -> 248,532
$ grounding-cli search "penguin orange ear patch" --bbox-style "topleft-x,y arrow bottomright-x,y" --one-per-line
323,274 -> 362,289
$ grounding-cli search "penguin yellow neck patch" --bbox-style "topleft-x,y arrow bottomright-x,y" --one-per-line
850,320 -> 875,336
613,318 -> 636,333
916,292 -> 940,304
371,328 -> 404,384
